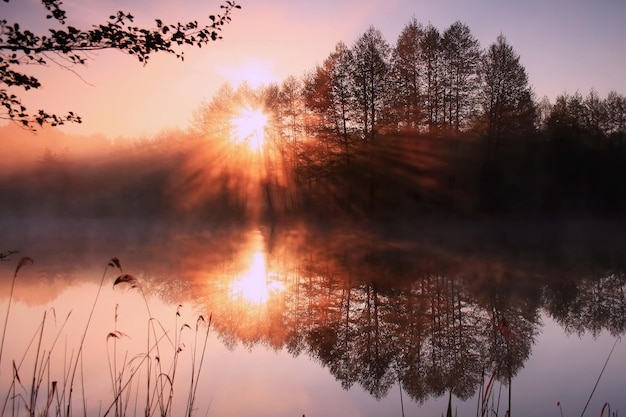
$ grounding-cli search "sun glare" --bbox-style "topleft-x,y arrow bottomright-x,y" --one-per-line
231,107 -> 268,151
229,251 -> 284,304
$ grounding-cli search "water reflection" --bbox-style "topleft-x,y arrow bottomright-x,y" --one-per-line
227,232 -> 285,304
1,217 -> 625,415
182,220 -> 624,408
198,230 -> 543,403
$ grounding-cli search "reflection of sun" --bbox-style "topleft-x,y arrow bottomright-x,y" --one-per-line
231,106 -> 268,151
229,251 -> 284,304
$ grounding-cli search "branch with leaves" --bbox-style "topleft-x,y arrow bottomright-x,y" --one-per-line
0,0 -> 240,130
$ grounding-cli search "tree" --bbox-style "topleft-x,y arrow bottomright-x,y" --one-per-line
582,89 -> 607,138
191,82 -> 236,142
545,92 -> 586,139
351,26 -> 391,141
440,21 -> 481,132
277,76 -> 305,174
0,0 -> 240,130
480,34 -> 535,146
535,95 -> 552,131
303,41 -> 354,163
390,18 -> 424,132
605,90 -> 626,140
420,24 -> 442,134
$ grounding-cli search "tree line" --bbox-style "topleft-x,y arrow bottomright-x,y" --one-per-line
2,17 -> 626,220
197,19 -> 626,217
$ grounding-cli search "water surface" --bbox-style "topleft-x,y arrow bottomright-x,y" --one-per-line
1,216 -> 625,416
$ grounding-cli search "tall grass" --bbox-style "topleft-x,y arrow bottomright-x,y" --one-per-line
0,256 -> 33,370
0,256 -> 213,417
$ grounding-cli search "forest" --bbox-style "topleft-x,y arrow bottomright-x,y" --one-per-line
1,18 -> 626,221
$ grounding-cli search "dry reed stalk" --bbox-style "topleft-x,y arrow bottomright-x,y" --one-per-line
0,257 -> 33,370
66,258 -> 122,417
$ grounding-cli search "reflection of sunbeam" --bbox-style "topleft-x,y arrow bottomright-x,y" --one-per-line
228,242 -> 284,304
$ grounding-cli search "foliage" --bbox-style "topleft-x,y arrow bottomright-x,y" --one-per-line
0,0 -> 240,129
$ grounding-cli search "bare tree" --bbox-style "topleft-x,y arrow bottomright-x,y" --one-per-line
441,21 -> 481,132
351,26 -> 391,141
390,18 -> 425,132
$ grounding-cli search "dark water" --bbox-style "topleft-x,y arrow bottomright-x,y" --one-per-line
1,216 -> 625,416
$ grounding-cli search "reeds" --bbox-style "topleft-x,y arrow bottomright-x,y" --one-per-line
0,256 -> 33,370
0,256 -> 213,417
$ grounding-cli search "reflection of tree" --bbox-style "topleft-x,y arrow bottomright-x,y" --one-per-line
353,283 -> 397,399
423,276 -> 484,400
126,223 -> 624,406
391,282 -> 430,402
200,238 -> 541,402
483,288 -> 538,383
545,273 -> 626,337
304,275 -> 354,386
283,266 -> 539,402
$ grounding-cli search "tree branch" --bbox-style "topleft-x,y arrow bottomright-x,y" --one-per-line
0,0 -> 240,130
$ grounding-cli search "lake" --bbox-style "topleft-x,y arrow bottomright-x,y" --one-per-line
1,215 -> 625,417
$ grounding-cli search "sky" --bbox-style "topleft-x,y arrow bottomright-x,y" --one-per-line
2,0 -> 625,139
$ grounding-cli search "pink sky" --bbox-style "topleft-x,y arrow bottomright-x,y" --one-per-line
2,0 -> 625,138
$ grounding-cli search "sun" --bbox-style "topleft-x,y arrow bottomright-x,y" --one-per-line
231,106 -> 268,151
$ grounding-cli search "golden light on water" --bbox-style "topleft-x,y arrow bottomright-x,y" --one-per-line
229,250 -> 284,304
231,106 -> 268,152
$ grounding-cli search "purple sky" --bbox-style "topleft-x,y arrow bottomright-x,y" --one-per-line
2,0 -> 625,138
